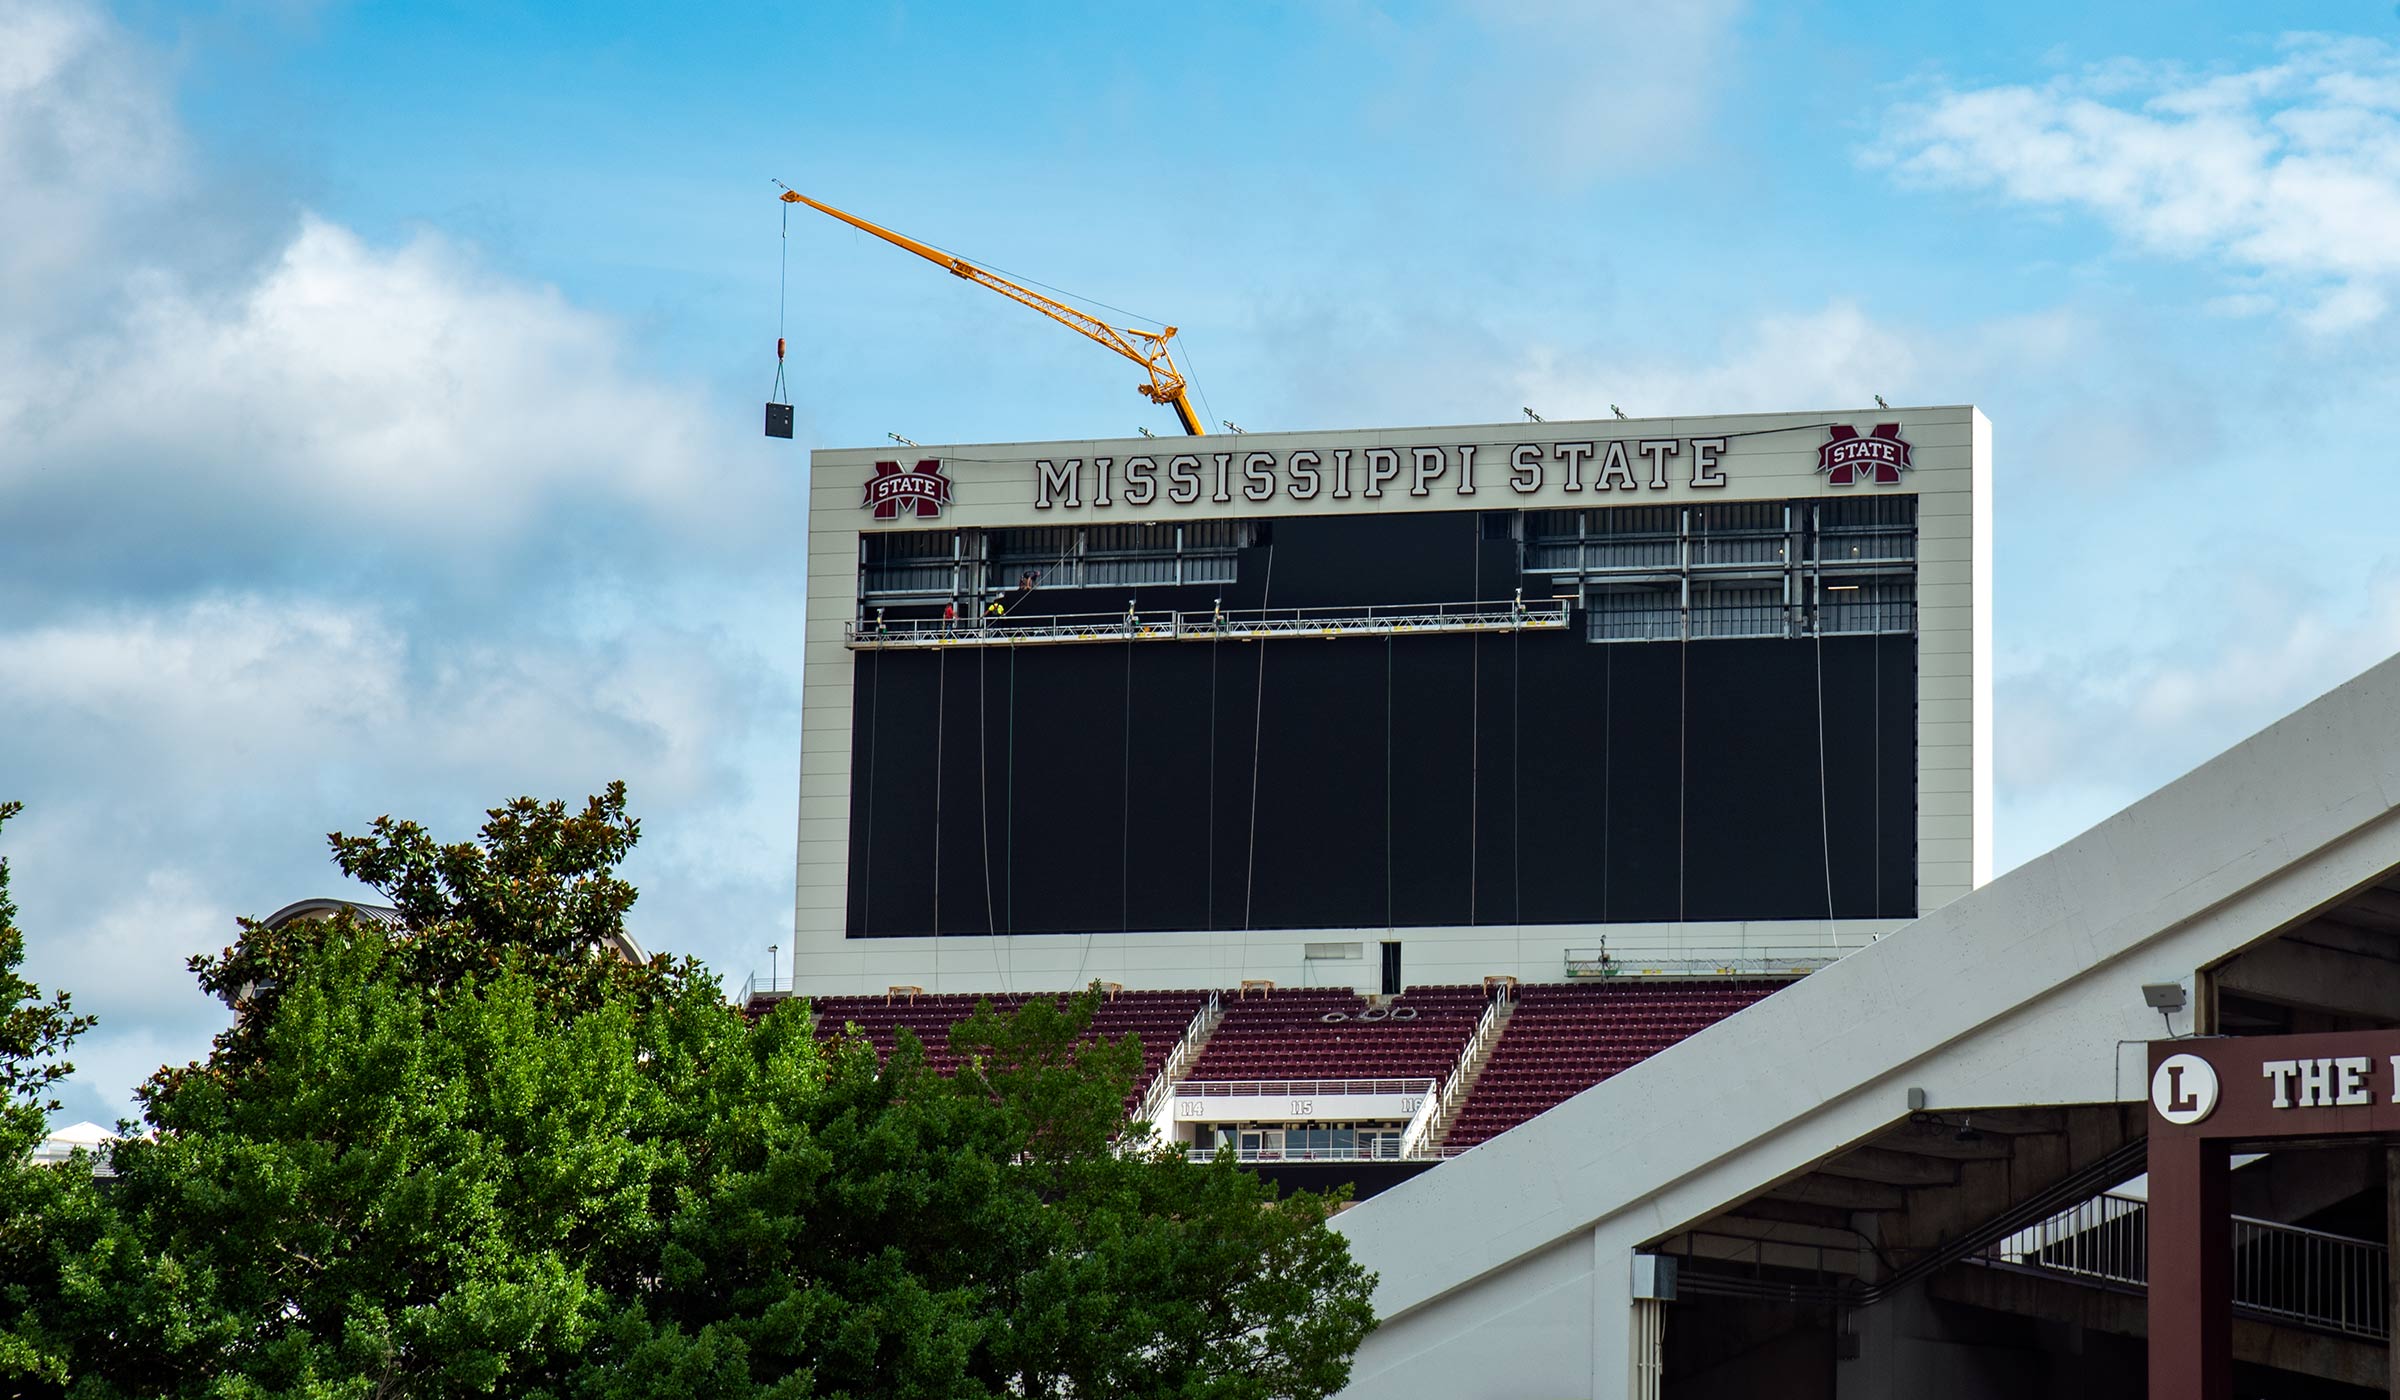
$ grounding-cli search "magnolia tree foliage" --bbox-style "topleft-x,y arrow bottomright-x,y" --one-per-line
0,789 -> 1378,1399
0,802 -> 95,1148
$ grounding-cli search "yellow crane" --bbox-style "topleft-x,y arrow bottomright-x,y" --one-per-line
778,185 -> 1205,436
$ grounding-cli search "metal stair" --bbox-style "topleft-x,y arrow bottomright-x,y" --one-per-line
1135,991 -> 1224,1130
1425,995 -> 1516,1153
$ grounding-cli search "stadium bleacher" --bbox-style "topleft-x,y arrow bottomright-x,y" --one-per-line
793,978 -> 1787,1153
1185,984 -> 1492,1082
809,989 -> 1210,1105
1442,980 -> 1780,1150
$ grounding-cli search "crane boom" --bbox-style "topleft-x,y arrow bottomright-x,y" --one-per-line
778,186 -> 1204,435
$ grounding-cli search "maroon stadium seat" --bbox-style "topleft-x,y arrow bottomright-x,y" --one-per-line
1441,980 -> 1782,1151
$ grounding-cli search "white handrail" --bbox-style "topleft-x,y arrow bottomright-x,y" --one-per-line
1395,1077 -> 1445,1158
1418,991 -> 1509,1153
1139,989 -> 1221,1134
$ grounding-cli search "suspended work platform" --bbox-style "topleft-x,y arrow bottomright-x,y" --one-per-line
845,598 -> 1572,650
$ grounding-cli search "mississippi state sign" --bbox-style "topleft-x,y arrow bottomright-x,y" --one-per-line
863,459 -> 953,520
1818,424 -> 1911,486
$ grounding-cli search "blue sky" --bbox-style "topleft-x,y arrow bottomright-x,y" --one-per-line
9,0 -> 2400,1124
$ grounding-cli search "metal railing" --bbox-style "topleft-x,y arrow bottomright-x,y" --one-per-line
846,598 -> 1571,650
1414,991 -> 1511,1156
1584,601 -> 1917,644
1137,991 -> 1222,1131
1174,1077 -> 1435,1100
1395,1080 -> 1443,1157
1186,1142 -> 1408,1165
1563,946 -> 1850,980
741,972 -> 794,1002
1979,1191 -> 2390,1341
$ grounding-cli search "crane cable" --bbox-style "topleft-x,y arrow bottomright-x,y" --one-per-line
770,197 -> 792,407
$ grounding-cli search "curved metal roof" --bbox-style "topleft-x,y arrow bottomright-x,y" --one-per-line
254,897 -> 645,963
255,897 -> 406,932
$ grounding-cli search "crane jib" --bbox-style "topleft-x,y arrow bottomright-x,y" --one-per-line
779,185 -> 1199,430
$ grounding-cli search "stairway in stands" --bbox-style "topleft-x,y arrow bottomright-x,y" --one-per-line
1133,992 -> 1225,1128
1427,994 -> 1516,1152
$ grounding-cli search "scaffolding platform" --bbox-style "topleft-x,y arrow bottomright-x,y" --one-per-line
845,598 -> 1572,650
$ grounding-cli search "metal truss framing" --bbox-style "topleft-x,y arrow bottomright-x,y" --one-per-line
845,598 -> 1572,650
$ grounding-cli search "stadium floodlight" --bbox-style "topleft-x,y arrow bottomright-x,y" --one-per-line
2143,981 -> 2186,1037
889,433 -> 919,447
1523,407 -> 1545,423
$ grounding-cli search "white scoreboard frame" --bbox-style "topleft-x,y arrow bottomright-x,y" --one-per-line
793,406 -> 1991,994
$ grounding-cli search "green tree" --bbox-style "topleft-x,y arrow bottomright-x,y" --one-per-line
587,991 -> 1376,1400
0,802 -> 112,1395
0,790 -> 1376,1399
0,802 -> 96,1150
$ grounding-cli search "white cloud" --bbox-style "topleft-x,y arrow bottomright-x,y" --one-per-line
6,215 -> 771,559
0,3 -> 806,1125
1463,0 -> 1747,182
0,596 -> 764,807
0,2 -> 788,590
1512,301 -> 1920,417
2,592 -> 798,1122
1996,559 -> 2400,869
1869,35 -> 2400,326
0,597 -> 402,783
0,0 -> 182,323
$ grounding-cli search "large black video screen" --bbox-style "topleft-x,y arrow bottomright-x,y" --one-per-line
843,511 -> 1914,936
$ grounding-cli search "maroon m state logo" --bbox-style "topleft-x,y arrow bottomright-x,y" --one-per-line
1817,424 -> 1912,486
863,458 -> 953,520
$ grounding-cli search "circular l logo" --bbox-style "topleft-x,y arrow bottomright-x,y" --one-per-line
2151,1053 -> 2220,1126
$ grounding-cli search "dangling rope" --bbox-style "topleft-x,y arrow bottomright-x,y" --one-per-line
863,649 -> 880,934
1384,632 -> 1395,931
933,651 -> 946,972
1121,632 -> 1135,932
1207,628 -> 1221,932
1241,539 -> 1277,932
1467,530 -> 1479,925
1874,626 -> 1883,919
979,645 -> 996,937
1005,645 -> 1018,957
1602,645 -> 1613,922
1677,628 -> 1689,924
1512,624 -> 1523,927
1815,602 -> 1838,938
